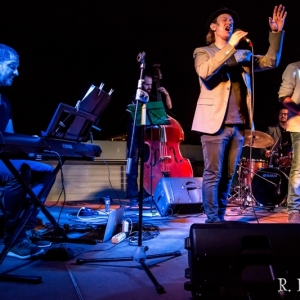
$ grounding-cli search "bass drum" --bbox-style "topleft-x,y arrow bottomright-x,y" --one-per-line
252,167 -> 288,206
240,158 -> 268,186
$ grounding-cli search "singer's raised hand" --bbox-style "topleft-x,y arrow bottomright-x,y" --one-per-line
269,4 -> 287,32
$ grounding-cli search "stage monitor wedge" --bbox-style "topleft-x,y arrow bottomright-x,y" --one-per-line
184,221 -> 300,299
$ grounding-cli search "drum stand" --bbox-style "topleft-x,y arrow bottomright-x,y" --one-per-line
230,157 -> 281,211
268,149 -> 278,168
233,162 -> 256,210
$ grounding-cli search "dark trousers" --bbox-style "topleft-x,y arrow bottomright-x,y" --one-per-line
201,125 -> 244,223
0,159 -> 55,245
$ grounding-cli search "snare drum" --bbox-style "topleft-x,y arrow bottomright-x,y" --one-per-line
252,167 -> 288,206
240,158 -> 268,186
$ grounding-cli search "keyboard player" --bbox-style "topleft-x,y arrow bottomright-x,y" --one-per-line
0,44 -> 55,259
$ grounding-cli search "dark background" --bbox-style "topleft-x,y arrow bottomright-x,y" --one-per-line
1,0 -> 298,144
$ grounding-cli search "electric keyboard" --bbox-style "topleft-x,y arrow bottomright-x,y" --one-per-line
0,132 -> 101,160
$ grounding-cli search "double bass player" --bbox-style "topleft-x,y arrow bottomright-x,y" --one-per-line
125,71 -> 172,205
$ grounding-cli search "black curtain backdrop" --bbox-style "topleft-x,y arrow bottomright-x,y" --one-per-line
1,0 -> 297,144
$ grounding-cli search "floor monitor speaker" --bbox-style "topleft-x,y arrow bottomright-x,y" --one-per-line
184,222 -> 300,299
153,177 -> 203,216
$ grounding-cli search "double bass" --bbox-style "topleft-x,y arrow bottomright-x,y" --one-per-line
143,64 -> 193,195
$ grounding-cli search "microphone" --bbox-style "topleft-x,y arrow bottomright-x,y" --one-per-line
274,179 -> 281,196
136,90 -> 149,103
135,79 -> 149,103
234,28 -> 252,45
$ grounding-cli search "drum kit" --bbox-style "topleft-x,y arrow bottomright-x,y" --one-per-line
230,130 -> 292,208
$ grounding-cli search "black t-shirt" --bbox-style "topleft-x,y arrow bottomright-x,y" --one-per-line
0,94 -> 12,132
223,56 -> 249,125
279,125 -> 292,152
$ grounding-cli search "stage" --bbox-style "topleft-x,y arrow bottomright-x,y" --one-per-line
0,199 -> 291,300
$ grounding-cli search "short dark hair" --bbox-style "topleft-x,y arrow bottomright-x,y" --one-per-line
279,106 -> 288,113
142,71 -> 153,79
0,44 -> 19,63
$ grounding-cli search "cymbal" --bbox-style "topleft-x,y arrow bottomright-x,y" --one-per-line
244,130 -> 275,148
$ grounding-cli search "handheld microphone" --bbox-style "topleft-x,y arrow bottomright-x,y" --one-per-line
137,90 -> 149,103
234,28 -> 252,45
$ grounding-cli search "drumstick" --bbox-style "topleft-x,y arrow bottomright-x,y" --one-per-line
264,137 -> 281,153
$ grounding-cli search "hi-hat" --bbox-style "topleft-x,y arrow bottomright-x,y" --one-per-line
244,130 -> 275,148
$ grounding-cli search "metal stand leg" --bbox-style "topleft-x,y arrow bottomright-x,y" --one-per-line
75,52 -> 181,294
229,161 -> 257,211
0,157 -> 97,284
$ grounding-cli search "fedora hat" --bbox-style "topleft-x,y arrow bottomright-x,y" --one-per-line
206,7 -> 239,30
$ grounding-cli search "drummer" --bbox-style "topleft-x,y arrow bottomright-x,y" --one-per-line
263,106 -> 292,164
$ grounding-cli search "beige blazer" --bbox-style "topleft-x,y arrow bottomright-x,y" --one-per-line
192,32 -> 284,134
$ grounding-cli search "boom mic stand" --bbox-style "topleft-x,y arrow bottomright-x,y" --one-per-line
76,52 -> 181,294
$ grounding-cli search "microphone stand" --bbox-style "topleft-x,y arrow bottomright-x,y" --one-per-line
75,52 -> 181,294
237,39 -> 257,212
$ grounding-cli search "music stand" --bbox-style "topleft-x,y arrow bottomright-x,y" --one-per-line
77,84 -> 113,118
127,101 -> 170,127
127,101 -> 171,197
76,84 -> 113,133
42,103 -> 98,142
75,54 -> 181,294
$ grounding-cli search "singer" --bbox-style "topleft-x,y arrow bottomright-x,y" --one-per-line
192,5 -> 287,223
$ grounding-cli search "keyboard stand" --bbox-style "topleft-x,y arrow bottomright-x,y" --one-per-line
0,156 -> 97,283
